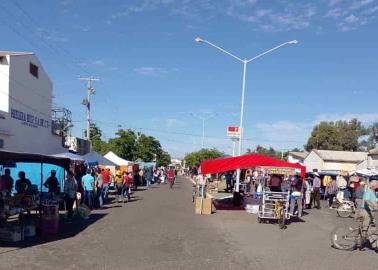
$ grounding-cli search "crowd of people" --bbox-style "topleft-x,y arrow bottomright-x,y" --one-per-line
0,165 -> 178,222
189,168 -> 378,222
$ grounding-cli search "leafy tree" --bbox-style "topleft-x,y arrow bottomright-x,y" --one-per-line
89,123 -> 108,154
157,151 -> 171,167
135,134 -> 162,162
184,148 -> 223,167
359,122 -> 378,151
305,119 -> 367,152
106,129 -> 138,161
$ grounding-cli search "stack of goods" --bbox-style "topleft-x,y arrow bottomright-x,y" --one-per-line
0,224 -> 23,242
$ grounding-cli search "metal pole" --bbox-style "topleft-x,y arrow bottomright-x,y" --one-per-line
232,139 -> 236,157
86,80 -> 91,141
202,118 -> 205,149
235,61 -> 248,193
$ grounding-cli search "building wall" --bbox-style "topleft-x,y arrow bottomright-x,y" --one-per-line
0,54 -> 66,154
368,155 -> 378,169
0,56 -> 10,113
304,151 -> 323,172
322,161 -> 358,172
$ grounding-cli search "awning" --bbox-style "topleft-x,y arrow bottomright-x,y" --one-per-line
201,153 -> 306,177
53,152 -> 85,161
104,151 -> 133,166
0,150 -> 71,171
82,151 -> 116,166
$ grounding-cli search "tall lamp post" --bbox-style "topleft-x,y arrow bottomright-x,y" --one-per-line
196,37 -> 298,193
190,113 -> 216,149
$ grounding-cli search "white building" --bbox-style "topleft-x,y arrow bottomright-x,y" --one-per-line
304,149 -> 367,173
0,51 -> 66,154
287,151 -> 308,165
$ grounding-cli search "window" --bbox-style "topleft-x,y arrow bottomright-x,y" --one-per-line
29,62 -> 39,78
0,139 -> 3,149
0,56 -> 7,65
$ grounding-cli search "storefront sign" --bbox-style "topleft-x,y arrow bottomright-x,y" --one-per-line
256,166 -> 295,176
227,126 -> 240,138
10,108 -> 50,129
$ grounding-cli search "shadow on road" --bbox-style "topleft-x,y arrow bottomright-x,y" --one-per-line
0,213 -> 107,252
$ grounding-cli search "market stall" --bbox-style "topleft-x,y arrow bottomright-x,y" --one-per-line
104,151 -> 134,173
82,151 -> 116,168
201,153 -> 306,177
0,150 -> 70,241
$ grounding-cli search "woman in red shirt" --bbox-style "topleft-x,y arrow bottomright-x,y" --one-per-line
122,172 -> 132,202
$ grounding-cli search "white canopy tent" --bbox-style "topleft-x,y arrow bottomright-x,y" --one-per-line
351,168 -> 378,177
104,151 -> 134,166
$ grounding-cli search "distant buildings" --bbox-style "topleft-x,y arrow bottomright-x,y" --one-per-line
304,149 -> 367,173
287,151 -> 308,165
0,51 -> 83,154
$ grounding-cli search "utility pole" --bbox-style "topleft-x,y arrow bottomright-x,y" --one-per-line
79,76 -> 100,145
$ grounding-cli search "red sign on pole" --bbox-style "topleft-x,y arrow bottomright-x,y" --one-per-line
227,126 -> 240,137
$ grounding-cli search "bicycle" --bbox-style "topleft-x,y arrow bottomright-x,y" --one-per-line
336,200 -> 356,218
274,200 -> 287,229
331,216 -> 377,250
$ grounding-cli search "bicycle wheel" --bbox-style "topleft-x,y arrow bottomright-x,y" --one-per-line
337,203 -> 354,218
331,226 -> 359,250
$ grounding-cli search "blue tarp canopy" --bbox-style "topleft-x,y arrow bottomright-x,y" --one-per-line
53,152 -> 85,161
82,151 -> 116,166
0,150 -> 70,193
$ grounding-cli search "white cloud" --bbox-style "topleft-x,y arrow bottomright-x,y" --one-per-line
315,113 -> 378,124
329,0 -> 343,6
349,0 -> 374,10
251,113 -> 378,150
79,59 -> 106,67
133,67 -> 168,76
345,14 -> 359,23
233,4 -> 317,32
35,28 -> 68,42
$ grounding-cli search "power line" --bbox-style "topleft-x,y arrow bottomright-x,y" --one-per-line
10,1 -> 90,75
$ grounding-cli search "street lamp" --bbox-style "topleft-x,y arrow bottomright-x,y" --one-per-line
190,112 -> 217,149
196,37 -> 297,192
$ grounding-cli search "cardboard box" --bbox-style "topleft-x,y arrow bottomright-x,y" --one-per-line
195,197 -> 214,215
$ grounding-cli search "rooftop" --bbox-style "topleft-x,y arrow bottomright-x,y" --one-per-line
289,151 -> 309,160
0,51 -> 34,56
313,149 -> 367,163
369,148 -> 378,155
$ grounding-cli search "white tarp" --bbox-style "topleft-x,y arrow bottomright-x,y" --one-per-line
351,168 -> 378,177
104,151 -> 133,166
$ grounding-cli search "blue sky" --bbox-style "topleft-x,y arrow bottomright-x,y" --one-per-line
1,0 -> 378,158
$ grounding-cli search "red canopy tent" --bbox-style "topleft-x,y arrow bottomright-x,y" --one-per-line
201,154 -> 306,177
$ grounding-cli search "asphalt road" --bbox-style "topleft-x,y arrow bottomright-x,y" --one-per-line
0,176 -> 376,269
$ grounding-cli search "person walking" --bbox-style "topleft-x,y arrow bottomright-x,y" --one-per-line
101,168 -> 111,202
312,172 -> 321,209
114,170 -> 124,203
303,177 -> 312,209
325,177 -> 338,208
289,176 -> 303,217
82,169 -> 95,210
95,169 -> 104,208
64,171 -> 78,221
167,169 -> 175,189
122,172 -> 132,202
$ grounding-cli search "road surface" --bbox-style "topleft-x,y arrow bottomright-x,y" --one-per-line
0,176 -> 376,269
